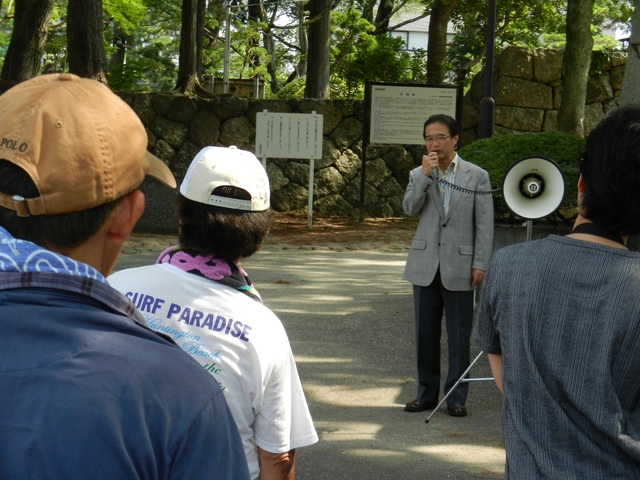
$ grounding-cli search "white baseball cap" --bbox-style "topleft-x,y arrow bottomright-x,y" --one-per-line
180,146 -> 270,211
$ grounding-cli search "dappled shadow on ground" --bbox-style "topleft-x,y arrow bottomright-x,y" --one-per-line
123,213 -> 420,255
266,213 -> 418,250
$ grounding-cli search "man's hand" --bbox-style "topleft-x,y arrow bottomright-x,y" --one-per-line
471,268 -> 485,287
421,152 -> 439,177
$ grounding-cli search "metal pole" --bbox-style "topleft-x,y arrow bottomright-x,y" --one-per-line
478,0 -> 497,139
425,351 -> 492,423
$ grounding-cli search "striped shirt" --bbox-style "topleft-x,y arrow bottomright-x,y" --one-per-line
475,235 -> 640,479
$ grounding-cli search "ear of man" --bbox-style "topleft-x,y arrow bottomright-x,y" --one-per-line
106,190 -> 146,247
69,190 -> 146,276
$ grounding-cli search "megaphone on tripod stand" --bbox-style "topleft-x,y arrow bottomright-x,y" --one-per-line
502,156 -> 565,241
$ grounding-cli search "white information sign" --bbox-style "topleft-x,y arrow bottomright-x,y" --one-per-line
256,111 -> 323,159
368,83 -> 460,145
255,111 -> 324,228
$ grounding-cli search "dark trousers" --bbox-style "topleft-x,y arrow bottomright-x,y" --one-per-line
412,271 -> 474,406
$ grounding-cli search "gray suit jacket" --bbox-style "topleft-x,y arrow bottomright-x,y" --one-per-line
403,156 -> 494,291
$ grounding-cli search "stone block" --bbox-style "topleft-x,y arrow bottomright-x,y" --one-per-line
189,108 -> 220,146
219,116 -> 254,149
533,48 -> 563,83
496,46 -> 533,80
495,106 -> 544,131
495,77 -> 553,109
586,75 -> 614,103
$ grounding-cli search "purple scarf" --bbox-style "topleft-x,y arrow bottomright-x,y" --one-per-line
156,246 -> 262,303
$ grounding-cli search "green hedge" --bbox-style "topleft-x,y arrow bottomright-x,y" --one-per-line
459,132 -> 585,225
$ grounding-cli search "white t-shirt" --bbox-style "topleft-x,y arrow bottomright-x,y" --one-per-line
109,263 -> 318,479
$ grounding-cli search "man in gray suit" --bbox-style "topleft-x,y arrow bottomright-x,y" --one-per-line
403,114 -> 493,417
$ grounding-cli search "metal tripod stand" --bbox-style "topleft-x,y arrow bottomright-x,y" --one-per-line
425,351 -> 493,423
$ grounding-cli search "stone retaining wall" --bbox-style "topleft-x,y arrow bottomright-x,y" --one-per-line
127,46 -> 627,233
461,46 -> 627,144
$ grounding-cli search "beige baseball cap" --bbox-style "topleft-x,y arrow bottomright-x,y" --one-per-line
0,73 -> 176,217
180,145 -> 270,211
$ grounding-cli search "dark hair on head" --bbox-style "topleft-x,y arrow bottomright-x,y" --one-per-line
0,160 -> 120,252
579,105 -> 640,236
177,185 -> 273,263
423,114 -> 460,139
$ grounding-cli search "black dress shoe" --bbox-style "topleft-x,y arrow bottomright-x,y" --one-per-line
404,400 -> 437,412
447,404 -> 467,417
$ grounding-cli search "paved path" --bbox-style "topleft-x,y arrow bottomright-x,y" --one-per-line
115,245 -> 505,480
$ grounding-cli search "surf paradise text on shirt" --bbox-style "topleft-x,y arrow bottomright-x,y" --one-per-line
124,291 -> 252,342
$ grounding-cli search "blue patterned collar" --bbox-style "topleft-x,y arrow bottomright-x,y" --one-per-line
0,227 -> 106,283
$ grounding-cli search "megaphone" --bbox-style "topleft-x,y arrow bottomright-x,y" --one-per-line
502,156 -> 565,220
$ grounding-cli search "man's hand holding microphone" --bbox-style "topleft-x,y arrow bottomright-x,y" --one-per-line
421,151 -> 439,177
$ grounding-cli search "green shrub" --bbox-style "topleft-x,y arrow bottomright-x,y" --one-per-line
458,131 -> 585,226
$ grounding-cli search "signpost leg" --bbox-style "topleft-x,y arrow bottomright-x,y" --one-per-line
307,158 -> 314,229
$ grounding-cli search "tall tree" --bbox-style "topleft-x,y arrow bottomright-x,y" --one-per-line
249,0 -> 280,93
196,0 -> 207,79
621,0 -> 640,105
426,0 -> 459,84
305,0 -> 332,98
67,0 -> 108,82
557,0 -> 596,136
176,0 -> 201,92
109,23 -> 131,73
247,0 -> 263,73
294,2 -> 309,80
373,0 -> 394,33
1,0 -> 55,83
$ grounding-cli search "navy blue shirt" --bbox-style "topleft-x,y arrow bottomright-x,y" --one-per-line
0,228 -> 249,479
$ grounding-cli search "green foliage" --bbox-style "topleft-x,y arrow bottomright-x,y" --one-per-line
201,19 -> 272,92
593,0 -> 635,31
0,0 -> 634,100
107,1 -> 182,90
42,7 -> 68,74
458,132 -> 585,225
106,29 -> 179,91
273,77 -> 306,99
448,0 -> 567,86
0,2 -> 14,71
408,48 -> 428,83
103,0 -> 148,34
330,9 -> 413,98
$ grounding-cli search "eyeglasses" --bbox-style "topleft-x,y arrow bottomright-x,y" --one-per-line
424,135 -> 451,143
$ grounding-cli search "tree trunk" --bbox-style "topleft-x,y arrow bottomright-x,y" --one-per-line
373,0 -> 394,34
176,0 -> 200,92
557,0 -> 595,136
109,23 -> 128,68
296,1 -> 308,79
620,0 -> 640,106
305,0 -> 332,99
361,0 -> 377,23
1,0 -> 55,83
248,0 -> 262,73
196,0 -> 206,79
426,0 -> 458,85
282,2 -> 308,88
263,28 -> 281,93
250,0 -> 279,93
67,0 -> 108,83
